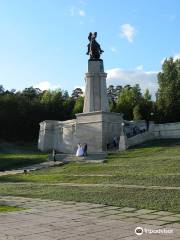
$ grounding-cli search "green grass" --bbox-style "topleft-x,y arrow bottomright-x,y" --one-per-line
1,139 -> 179,187
0,184 -> 179,212
0,143 -> 48,171
0,139 -> 180,212
0,205 -> 25,212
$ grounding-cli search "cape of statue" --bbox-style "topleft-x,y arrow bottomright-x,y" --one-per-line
86,32 -> 104,60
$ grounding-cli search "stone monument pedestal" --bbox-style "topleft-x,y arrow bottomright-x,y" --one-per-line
83,60 -> 109,113
38,111 -> 123,153
38,57 -> 124,153
75,111 -> 123,152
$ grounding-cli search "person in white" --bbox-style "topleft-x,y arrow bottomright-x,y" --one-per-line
76,143 -> 84,157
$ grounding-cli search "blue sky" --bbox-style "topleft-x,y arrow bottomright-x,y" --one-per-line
0,0 -> 180,97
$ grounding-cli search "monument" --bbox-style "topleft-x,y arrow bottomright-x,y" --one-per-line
84,32 -> 109,113
38,32 -> 124,153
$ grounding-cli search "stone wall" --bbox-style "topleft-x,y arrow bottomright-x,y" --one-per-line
118,122 -> 180,151
38,119 -> 180,153
38,111 -> 123,153
102,112 -> 123,150
38,120 -> 76,153
126,131 -> 154,148
53,120 -> 76,153
153,122 -> 180,139
38,120 -> 58,151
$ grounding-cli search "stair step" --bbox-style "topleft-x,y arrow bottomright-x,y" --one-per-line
48,153 -> 107,163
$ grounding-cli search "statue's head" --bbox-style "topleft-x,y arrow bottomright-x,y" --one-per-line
88,32 -> 97,41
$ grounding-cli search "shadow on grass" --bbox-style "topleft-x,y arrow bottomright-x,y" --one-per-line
108,138 -> 180,160
0,157 -> 47,171
132,138 -> 180,149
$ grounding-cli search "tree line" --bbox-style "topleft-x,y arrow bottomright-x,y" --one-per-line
0,57 -> 180,141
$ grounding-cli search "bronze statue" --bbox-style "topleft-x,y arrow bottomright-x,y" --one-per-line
86,32 -> 104,60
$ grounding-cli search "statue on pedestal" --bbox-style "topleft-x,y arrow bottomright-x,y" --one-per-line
86,32 -> 104,60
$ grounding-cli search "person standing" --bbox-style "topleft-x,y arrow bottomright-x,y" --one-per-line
52,149 -> 56,162
76,143 -> 81,156
113,136 -> 118,147
76,144 -> 84,157
83,143 -> 88,156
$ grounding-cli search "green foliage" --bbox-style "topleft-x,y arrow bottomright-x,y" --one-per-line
107,85 -> 122,102
133,89 -> 153,120
0,87 -> 77,141
107,84 -> 153,121
71,88 -> 83,100
115,84 -> 142,119
133,104 -> 142,120
1,55 -> 180,142
156,57 -> 180,122
72,96 -> 84,115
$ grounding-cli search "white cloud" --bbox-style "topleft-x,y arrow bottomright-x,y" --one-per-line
174,53 -> 180,60
120,24 -> 136,42
161,53 -> 180,64
135,65 -> 143,71
79,10 -> 86,17
33,81 -> 61,91
106,68 -> 158,98
68,7 -> 86,17
74,85 -> 85,92
160,57 -> 166,65
110,47 -> 117,53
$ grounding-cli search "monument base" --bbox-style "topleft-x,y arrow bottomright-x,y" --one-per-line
83,60 -> 109,113
38,111 -> 123,153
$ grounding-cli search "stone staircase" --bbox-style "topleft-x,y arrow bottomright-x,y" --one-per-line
48,153 -> 107,163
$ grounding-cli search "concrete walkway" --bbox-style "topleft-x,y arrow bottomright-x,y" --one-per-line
0,196 -> 179,240
0,161 -> 63,176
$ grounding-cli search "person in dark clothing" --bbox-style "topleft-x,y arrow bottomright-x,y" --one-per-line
52,149 -> 56,162
113,136 -> 118,147
83,143 -> 88,156
146,120 -> 149,131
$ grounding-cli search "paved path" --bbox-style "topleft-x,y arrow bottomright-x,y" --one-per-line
0,196 -> 179,240
0,161 -> 63,176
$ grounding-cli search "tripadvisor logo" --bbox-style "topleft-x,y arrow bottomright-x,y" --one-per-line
135,227 -> 143,235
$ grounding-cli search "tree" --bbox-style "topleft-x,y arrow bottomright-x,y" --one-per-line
71,88 -> 83,100
116,84 -> 142,120
0,85 -> 5,94
22,87 -> 41,101
72,96 -> 84,115
133,104 -> 142,120
156,57 -> 180,122
107,85 -> 122,102
133,89 -> 153,121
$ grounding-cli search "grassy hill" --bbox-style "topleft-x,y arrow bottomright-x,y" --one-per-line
0,139 -> 179,212
0,143 -> 47,171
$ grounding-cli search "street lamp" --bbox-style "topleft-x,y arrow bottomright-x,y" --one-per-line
121,122 -> 125,135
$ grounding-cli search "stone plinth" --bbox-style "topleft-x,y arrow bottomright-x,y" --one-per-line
75,111 -> 123,152
38,111 -> 123,153
83,60 -> 109,113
